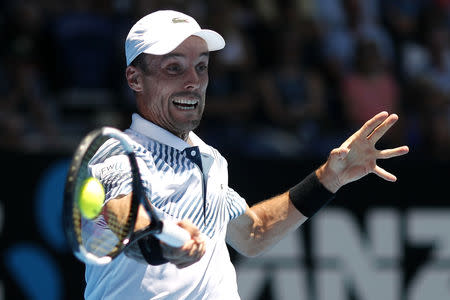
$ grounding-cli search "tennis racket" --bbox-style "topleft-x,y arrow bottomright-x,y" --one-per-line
63,127 -> 190,265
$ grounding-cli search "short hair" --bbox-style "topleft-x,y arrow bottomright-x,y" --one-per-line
129,53 -> 151,75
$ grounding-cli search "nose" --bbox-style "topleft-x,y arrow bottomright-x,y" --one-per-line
184,67 -> 201,90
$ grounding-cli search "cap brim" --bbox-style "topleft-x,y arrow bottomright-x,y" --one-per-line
143,29 -> 225,56
193,29 -> 226,52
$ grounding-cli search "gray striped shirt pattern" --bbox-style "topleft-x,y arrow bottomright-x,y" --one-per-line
90,131 -> 247,239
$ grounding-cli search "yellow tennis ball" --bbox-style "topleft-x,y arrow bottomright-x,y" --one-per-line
78,177 -> 105,219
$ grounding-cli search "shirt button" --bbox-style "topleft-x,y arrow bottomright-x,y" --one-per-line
190,150 -> 197,156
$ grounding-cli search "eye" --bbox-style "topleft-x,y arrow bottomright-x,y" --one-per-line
166,63 -> 182,74
196,63 -> 208,73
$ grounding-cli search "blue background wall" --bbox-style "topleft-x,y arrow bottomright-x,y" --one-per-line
1,152 -> 448,299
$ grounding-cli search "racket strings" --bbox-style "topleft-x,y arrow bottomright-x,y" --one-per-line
74,135 -> 137,259
66,132 -> 147,263
79,203 -> 137,257
103,207 -> 134,240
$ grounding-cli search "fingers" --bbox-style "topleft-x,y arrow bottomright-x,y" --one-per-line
373,165 -> 397,182
329,112 -> 409,186
374,145 -> 409,181
340,111 -> 391,149
177,219 -> 202,242
378,146 -> 409,159
161,238 -> 205,268
359,111 -> 389,137
367,113 -> 399,144
161,220 -> 206,269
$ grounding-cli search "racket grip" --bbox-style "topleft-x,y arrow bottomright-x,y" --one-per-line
155,221 -> 191,248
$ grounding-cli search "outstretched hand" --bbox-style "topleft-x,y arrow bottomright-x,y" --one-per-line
317,111 -> 409,193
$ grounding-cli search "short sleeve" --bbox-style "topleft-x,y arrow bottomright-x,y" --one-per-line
224,186 -> 248,220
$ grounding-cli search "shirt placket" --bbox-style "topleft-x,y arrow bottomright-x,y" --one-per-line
182,146 -> 208,225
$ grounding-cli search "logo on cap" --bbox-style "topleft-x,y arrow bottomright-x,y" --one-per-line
172,17 -> 188,24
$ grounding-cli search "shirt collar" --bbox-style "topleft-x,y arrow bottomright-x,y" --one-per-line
130,113 -> 215,179
129,113 -> 209,153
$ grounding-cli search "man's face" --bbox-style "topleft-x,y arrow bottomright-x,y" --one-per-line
134,36 -> 209,140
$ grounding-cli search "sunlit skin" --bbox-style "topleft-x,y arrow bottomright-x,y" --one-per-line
121,36 -> 410,266
126,36 -> 209,141
118,37 -> 209,268
227,111 -> 409,257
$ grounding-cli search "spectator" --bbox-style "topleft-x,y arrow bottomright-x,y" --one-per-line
198,2 -> 257,154
379,0 -> 425,81
0,45 -> 61,152
250,26 -> 328,157
46,0 -> 127,138
380,0 -> 424,46
0,1 -> 62,152
340,39 -> 404,148
407,23 -> 450,160
321,0 -> 394,79
421,25 -> 450,96
47,0 -> 118,90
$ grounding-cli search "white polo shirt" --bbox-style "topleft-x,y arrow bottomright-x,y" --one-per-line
84,113 -> 248,300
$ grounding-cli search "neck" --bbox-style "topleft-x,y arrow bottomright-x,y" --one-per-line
186,136 -> 194,146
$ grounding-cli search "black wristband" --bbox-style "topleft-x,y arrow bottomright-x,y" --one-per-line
138,235 -> 169,266
289,171 -> 335,218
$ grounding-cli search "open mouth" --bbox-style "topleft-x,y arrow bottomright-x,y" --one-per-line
172,98 -> 199,110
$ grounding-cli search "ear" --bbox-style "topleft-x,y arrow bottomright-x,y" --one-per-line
125,66 -> 143,93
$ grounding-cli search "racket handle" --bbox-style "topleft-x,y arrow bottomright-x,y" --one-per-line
155,221 -> 191,248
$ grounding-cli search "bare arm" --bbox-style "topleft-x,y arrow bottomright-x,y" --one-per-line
226,192 -> 308,257
227,112 -> 409,256
105,193 -> 150,232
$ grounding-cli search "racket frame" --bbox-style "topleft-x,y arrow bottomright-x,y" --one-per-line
64,127 -> 166,265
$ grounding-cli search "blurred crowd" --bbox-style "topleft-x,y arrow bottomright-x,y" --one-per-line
0,0 -> 449,161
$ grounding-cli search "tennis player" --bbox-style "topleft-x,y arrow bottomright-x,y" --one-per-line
84,10 -> 409,299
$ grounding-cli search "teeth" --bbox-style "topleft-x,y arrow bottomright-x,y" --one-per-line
173,99 -> 198,105
178,106 -> 194,110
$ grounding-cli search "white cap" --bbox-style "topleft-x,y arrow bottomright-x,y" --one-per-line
125,10 -> 225,66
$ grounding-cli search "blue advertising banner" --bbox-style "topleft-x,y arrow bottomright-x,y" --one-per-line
1,153 -> 448,300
